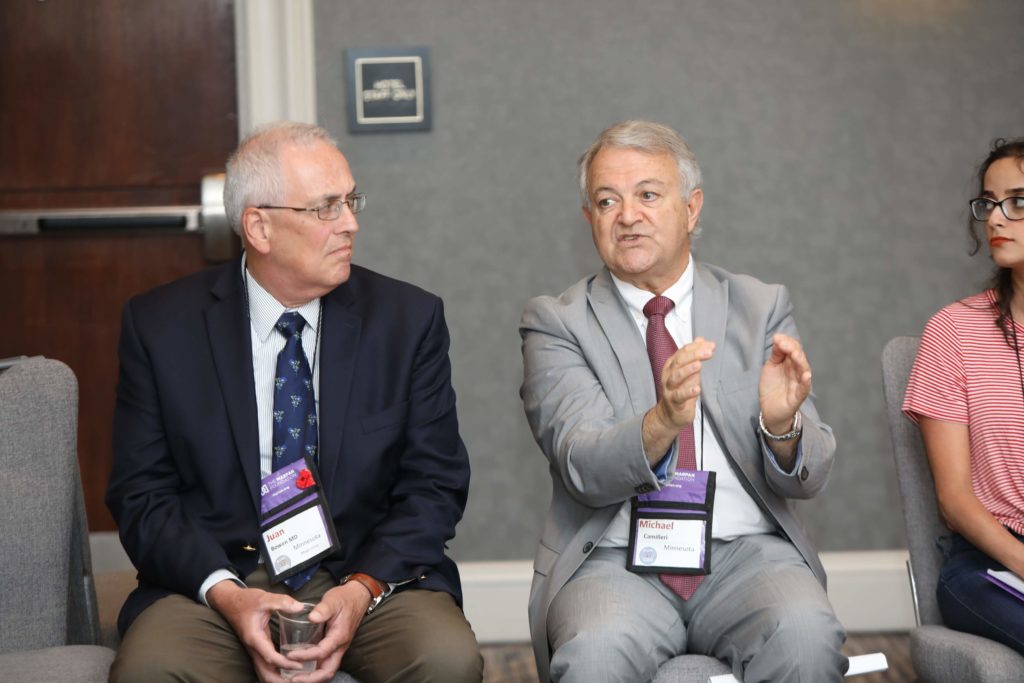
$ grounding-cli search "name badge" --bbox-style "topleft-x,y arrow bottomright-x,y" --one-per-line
627,470 -> 716,575
258,458 -> 340,584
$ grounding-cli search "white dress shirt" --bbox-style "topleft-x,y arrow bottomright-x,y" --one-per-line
246,271 -> 322,478
198,257 -> 323,604
599,256 -> 776,547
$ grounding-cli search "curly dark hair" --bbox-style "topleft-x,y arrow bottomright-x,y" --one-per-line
967,137 -> 1024,348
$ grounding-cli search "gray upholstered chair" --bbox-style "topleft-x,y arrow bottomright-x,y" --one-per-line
0,357 -> 116,682
653,654 -> 731,682
882,336 -> 1024,683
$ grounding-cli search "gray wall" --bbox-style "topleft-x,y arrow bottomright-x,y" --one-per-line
313,0 -> 1024,560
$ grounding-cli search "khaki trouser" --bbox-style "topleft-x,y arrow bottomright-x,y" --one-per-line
109,568 -> 483,683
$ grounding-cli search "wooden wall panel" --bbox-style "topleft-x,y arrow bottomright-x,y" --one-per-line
0,0 -> 237,209
0,234 -> 211,530
0,0 -> 239,531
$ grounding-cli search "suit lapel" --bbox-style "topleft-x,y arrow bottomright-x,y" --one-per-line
693,262 -> 728,398
587,268 -> 656,416
693,262 -> 751,472
316,274 -> 361,493
694,262 -> 766,487
205,259 -> 261,511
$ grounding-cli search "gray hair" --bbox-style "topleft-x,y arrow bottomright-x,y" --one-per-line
223,121 -> 339,235
577,120 -> 703,210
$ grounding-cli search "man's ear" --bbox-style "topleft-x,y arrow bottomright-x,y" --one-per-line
582,204 -> 593,225
242,207 -> 271,255
686,189 -> 704,234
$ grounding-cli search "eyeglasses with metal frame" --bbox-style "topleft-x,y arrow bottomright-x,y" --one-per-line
969,196 -> 1024,222
258,192 -> 367,220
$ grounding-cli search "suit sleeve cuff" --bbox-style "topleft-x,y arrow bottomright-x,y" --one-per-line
652,441 -> 677,482
761,438 -> 805,477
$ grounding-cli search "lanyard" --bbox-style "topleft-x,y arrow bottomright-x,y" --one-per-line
694,399 -> 706,471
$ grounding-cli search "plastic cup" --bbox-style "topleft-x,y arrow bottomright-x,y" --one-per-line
277,603 -> 323,679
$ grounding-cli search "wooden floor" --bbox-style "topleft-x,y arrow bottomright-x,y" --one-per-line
480,633 -> 914,682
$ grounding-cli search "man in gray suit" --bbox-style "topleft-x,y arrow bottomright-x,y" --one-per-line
519,120 -> 846,683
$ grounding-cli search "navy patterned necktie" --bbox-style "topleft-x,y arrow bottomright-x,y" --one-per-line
272,312 -> 318,472
643,295 -> 704,601
271,311 -> 319,589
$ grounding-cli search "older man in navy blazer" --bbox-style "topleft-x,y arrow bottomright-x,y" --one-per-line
520,121 -> 846,682
106,122 -> 482,683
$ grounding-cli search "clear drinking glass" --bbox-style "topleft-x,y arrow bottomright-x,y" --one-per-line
277,603 -> 324,679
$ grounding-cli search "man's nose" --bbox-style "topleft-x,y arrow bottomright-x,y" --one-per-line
335,207 -> 359,233
619,199 -> 643,226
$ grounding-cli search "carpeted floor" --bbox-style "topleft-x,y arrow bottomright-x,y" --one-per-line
480,632 -> 914,682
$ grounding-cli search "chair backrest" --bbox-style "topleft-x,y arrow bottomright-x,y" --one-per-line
881,336 -> 947,626
0,357 -> 100,653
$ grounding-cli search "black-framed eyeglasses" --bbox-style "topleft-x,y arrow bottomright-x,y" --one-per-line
258,192 -> 367,220
969,196 -> 1024,222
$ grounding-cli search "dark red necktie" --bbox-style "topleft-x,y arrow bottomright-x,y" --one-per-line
643,295 -> 704,600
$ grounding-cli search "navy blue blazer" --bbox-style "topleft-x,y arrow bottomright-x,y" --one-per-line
106,258 -> 470,633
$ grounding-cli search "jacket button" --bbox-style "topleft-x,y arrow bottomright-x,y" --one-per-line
582,542 -> 594,553
799,466 -> 809,481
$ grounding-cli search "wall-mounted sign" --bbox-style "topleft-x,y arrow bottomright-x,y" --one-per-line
345,46 -> 431,133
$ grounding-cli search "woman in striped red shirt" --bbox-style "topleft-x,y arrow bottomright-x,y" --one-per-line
903,138 -> 1024,655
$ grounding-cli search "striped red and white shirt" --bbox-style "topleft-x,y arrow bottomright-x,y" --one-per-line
903,290 -> 1024,535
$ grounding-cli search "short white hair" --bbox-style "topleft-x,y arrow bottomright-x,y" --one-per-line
577,120 -> 702,209
223,121 -> 339,235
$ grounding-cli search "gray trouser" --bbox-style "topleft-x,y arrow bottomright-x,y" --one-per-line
547,534 -> 847,683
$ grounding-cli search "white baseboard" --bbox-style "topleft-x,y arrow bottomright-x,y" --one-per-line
89,534 -> 915,644
458,561 -> 535,644
820,550 -> 915,633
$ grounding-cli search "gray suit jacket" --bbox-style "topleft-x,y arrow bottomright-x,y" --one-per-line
519,262 -> 836,681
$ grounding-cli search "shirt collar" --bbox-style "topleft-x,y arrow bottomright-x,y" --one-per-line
241,254 -> 321,343
610,255 -> 694,322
